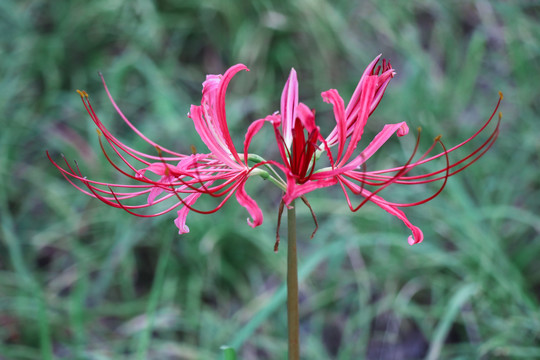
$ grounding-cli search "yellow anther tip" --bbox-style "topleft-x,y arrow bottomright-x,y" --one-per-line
96,128 -> 102,136
498,111 -> 503,120
190,145 -> 197,154
498,91 -> 503,100
77,90 -> 89,98
434,135 -> 442,141
417,126 -> 422,133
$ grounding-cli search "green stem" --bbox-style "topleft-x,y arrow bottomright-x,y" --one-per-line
287,200 -> 300,360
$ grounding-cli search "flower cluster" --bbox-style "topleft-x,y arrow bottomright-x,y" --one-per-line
49,65 -> 266,234
49,56 -> 502,245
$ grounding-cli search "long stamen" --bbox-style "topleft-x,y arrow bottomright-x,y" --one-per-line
98,74 -> 188,158
78,90 -> 182,163
300,195 -> 318,239
346,127 -> 423,212
275,199 -> 286,252
154,146 -> 216,196
396,135 -> 450,207
164,172 -> 247,215
361,110 -> 501,185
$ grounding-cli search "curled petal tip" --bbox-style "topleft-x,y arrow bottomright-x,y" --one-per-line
236,184 -> 264,229
396,122 -> 409,137
229,63 -> 249,73
177,225 -> 190,235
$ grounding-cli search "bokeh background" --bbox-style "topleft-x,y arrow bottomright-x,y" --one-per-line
1,1 -> 539,359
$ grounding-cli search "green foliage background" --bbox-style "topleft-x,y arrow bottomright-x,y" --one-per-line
1,0 -> 539,359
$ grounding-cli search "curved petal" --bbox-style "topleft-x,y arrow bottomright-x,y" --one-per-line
321,89 -> 346,158
344,54 -> 383,120
217,65 -> 249,163
236,182 -> 263,228
370,66 -> 395,113
243,118 -> 266,164
147,175 -> 175,205
174,193 -> 203,234
296,102 -> 317,133
338,75 -> 378,166
282,176 -> 338,205
345,55 -> 396,121
326,55 -> 395,148
199,64 -> 249,165
339,177 -> 423,245
137,154 -> 209,178
369,196 -> 424,245
281,68 -> 299,148
190,104 -> 240,169
137,162 -> 173,177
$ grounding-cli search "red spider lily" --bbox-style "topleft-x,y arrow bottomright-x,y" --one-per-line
269,55 -> 502,245
48,64 -> 267,234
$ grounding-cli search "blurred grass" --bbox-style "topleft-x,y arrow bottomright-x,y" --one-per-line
1,0 -> 539,359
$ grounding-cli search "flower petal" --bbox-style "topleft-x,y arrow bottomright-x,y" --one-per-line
137,162 -> 171,177
216,65 -> 249,164
174,193 -> 202,234
147,175 -> 174,205
236,182 -> 263,228
339,177 -> 423,245
296,102 -> 317,133
369,196 -> 424,245
189,104 -> 240,169
332,75 -> 378,168
321,89 -> 346,159
243,118 -> 266,164
326,55 -> 395,148
370,66 -> 395,113
344,55 -> 383,120
281,68 -> 299,148
282,176 -> 338,205
196,64 -> 249,166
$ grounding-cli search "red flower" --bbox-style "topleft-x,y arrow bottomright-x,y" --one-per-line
48,65 -> 267,234
269,55 -> 502,245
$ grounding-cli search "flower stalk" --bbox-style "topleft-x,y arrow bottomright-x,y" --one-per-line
287,199 -> 300,360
